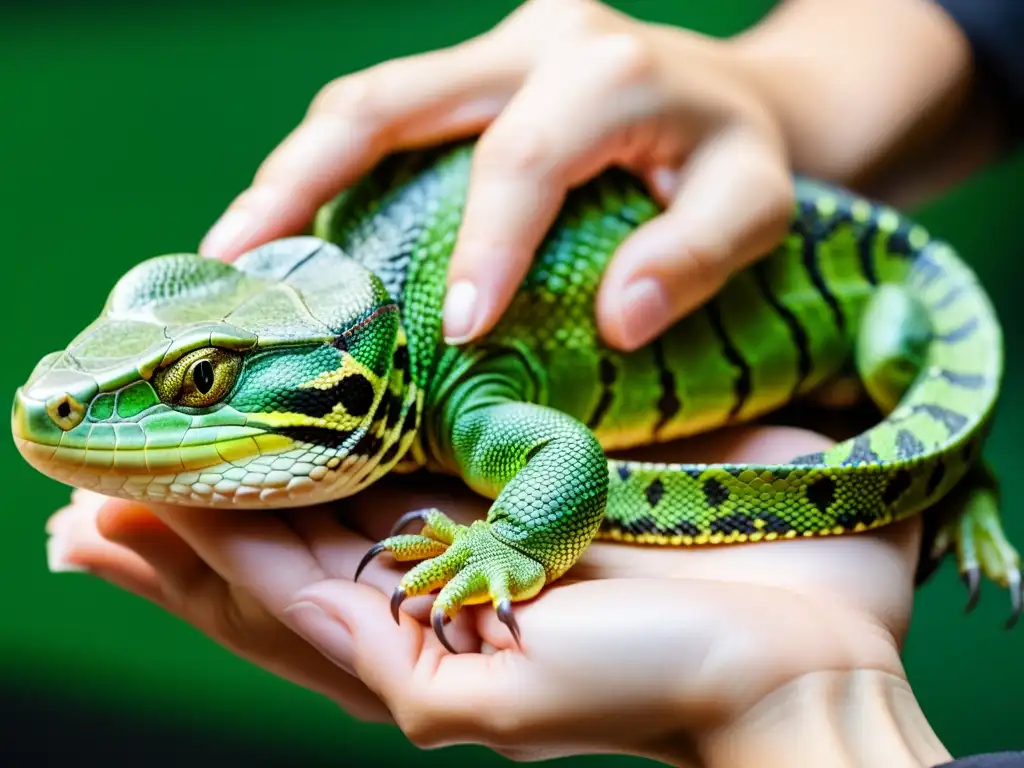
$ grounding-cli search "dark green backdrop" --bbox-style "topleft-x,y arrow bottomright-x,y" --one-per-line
2,1 -> 1022,764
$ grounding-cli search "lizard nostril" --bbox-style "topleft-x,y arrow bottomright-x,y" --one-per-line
46,394 -> 85,431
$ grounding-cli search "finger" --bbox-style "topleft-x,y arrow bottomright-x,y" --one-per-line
442,34 -> 690,344
45,495 -> 165,603
199,40 -> 519,261
95,498 -> 212,599
288,578 -> 496,748
597,123 -> 794,351
143,503 -> 332,615
95,501 -> 394,720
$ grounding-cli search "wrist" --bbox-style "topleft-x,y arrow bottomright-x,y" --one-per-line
691,670 -> 951,768
727,0 -> 973,187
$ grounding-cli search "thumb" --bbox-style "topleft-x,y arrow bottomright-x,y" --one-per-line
597,126 -> 795,351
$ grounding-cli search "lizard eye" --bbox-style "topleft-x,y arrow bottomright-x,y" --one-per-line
153,348 -> 241,408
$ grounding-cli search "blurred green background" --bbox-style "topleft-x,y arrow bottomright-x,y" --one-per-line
2,0 -> 1022,765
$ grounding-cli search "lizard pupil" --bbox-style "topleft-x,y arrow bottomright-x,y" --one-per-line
192,360 -> 215,394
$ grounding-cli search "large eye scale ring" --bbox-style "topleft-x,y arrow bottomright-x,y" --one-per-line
153,347 -> 241,408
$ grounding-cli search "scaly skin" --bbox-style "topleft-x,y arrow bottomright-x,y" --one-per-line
12,142 -> 1021,649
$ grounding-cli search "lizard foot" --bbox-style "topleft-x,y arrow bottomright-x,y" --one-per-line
355,510 -> 546,653
932,487 -> 1022,629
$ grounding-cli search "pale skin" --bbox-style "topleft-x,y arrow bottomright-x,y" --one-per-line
46,0 -> 1008,765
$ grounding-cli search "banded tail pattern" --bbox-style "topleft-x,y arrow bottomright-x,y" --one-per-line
600,187 -> 1002,546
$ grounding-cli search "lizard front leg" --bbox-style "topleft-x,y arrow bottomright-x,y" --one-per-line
356,392 -> 609,653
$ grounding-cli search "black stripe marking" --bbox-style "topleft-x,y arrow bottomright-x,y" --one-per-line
702,478 -> 729,508
883,469 -> 913,506
392,345 -> 410,376
795,217 -> 846,331
668,519 -> 702,536
912,248 -> 946,288
938,317 -> 980,344
380,442 -> 400,465
962,437 -> 978,466
400,402 -> 419,436
911,403 -> 969,436
752,262 -> 813,395
791,451 -> 827,466
855,220 -> 880,285
587,357 -> 618,430
371,393 -> 390,424
284,374 -> 375,419
651,340 -> 681,433
704,299 -> 751,419
895,429 -> 926,460
336,374 -> 375,417
709,513 -> 759,535
386,392 -> 404,428
758,512 -> 794,534
932,284 -> 967,310
926,461 -> 946,497
936,369 -> 987,389
885,223 -> 914,259
806,476 -> 837,514
352,430 -> 383,458
645,478 -> 665,507
842,434 -> 879,466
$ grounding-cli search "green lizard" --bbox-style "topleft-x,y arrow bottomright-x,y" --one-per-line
12,142 -> 1021,651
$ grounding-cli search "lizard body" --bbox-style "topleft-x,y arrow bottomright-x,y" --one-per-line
13,142 -> 1020,646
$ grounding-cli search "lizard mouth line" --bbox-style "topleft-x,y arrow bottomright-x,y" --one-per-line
12,433 -> 294,476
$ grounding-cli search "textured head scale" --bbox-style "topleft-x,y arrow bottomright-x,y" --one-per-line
12,237 -> 417,508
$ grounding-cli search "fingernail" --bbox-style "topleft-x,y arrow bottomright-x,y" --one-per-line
649,167 -> 680,202
284,601 -> 357,676
616,277 -> 671,351
46,534 -> 87,574
199,210 -> 252,258
443,280 -> 480,345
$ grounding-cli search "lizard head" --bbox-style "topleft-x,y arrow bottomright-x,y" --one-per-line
12,237 -> 418,508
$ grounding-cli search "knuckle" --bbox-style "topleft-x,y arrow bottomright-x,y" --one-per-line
476,127 -> 553,179
683,240 -> 730,292
525,0 -> 593,28
310,73 -> 380,122
584,32 -> 657,85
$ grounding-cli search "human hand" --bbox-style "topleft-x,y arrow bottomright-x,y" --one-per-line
198,0 -> 795,352
46,425 -> 949,767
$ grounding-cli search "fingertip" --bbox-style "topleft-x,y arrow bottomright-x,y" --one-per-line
199,209 -> 254,260
199,186 -> 318,262
442,279 -> 482,345
597,275 -> 673,352
292,579 -> 421,689
442,244 -> 530,346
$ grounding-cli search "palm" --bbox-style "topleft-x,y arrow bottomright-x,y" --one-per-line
48,424 -> 920,760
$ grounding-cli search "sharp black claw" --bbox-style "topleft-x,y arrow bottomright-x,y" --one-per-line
496,599 -> 521,648
432,610 -> 458,654
1006,571 -> 1021,630
390,509 -> 430,538
354,543 -> 386,583
962,568 -> 981,614
390,587 -> 408,625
